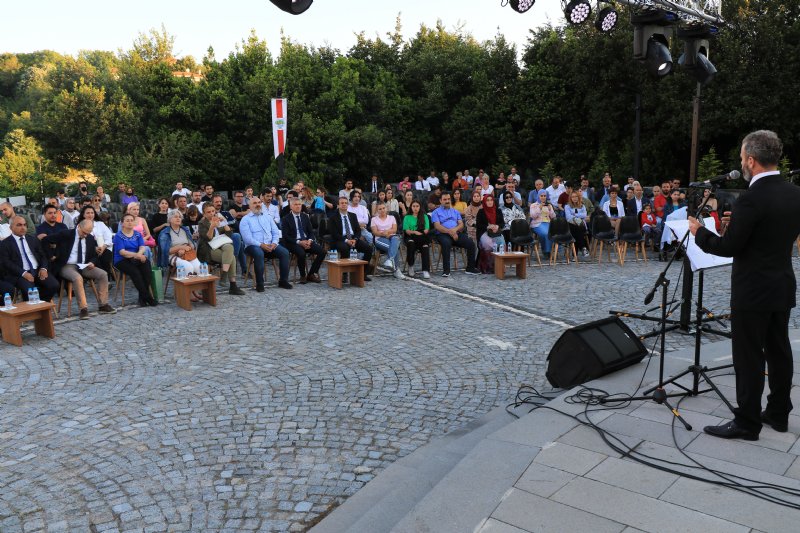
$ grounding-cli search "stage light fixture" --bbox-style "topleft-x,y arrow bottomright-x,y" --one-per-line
564,0 -> 592,25
509,0 -> 536,13
678,27 -> 717,85
646,36 -> 673,76
595,6 -> 618,32
269,0 -> 313,15
633,11 -> 675,78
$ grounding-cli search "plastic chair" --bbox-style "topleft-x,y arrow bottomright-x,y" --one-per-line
509,219 -> 541,266
590,212 -> 620,265
547,218 -> 578,265
618,215 -> 647,265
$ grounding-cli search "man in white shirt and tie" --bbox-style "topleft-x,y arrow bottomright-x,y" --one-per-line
0,216 -> 59,301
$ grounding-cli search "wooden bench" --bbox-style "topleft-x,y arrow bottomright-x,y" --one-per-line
172,275 -> 219,311
0,301 -> 56,346
324,259 -> 367,289
493,252 -> 528,280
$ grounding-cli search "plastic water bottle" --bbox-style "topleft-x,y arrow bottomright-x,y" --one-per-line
331,249 -> 338,261
3,293 -> 11,310
199,263 -> 206,276
350,248 -> 358,260
32,287 -> 39,304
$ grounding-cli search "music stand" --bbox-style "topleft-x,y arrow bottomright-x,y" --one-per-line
641,218 -> 736,412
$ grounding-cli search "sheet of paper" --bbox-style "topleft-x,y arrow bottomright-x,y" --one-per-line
665,218 -> 733,272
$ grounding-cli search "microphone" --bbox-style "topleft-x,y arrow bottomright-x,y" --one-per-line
688,170 -> 741,188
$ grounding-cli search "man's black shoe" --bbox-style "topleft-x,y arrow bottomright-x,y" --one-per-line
465,267 -> 480,274
703,420 -> 759,441
256,284 -> 265,293
229,283 -> 245,295
278,280 -> 293,289
363,275 -> 371,282
761,411 -> 789,432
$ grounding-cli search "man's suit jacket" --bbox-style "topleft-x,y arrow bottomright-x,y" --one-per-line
695,174 -> 800,311
45,229 -> 100,274
366,179 -> 383,194
280,212 -> 316,246
328,211 -> 362,243
1,234 -> 49,278
626,196 -> 652,217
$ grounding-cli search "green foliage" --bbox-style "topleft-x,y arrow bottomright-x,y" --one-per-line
1,6 -> 800,199
538,160 -> 556,182
0,129 -> 59,197
697,147 -> 724,182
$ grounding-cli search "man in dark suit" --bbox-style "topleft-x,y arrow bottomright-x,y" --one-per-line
329,196 -> 372,280
366,174 -> 383,195
281,198 -> 324,284
625,183 -> 652,220
689,130 -> 800,440
46,220 -> 115,319
1,216 -> 59,301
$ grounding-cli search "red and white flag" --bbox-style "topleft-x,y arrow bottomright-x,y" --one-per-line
271,98 -> 287,158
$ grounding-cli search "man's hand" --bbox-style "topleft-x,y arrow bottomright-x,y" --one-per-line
38,269 -> 48,280
22,272 -> 35,283
300,240 -> 311,250
687,216 -> 702,236
720,211 -> 731,236
346,239 -> 356,247
37,233 -> 47,240
86,262 -> 95,270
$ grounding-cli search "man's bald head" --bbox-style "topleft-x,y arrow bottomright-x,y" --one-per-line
10,215 -> 28,236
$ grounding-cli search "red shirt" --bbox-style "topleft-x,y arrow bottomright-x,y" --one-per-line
653,194 -> 668,218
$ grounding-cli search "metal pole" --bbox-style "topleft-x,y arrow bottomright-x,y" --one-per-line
634,93 -> 641,182
689,83 -> 701,181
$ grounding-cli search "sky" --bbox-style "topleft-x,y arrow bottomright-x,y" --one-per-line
0,0 -> 567,60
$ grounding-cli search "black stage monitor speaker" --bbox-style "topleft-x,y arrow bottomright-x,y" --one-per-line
546,316 -> 648,389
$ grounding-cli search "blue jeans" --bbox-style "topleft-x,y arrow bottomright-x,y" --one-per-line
375,235 -> 401,268
533,223 -> 551,252
245,244 -> 290,285
231,233 -> 247,274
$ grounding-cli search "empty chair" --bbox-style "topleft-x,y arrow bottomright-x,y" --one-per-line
591,212 -> 620,265
509,218 -> 541,266
547,217 -> 578,265
618,215 -> 647,265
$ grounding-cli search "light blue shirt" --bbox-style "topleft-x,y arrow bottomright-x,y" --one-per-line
431,206 -> 462,230
240,211 -> 281,247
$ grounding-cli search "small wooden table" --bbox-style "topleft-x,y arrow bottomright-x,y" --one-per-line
0,301 -> 56,346
493,252 -> 528,280
172,275 -> 219,311
324,259 -> 367,289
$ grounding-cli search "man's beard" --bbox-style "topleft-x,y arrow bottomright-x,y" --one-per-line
251,206 -> 262,215
742,164 -> 752,182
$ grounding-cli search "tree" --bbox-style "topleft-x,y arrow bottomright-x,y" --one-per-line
0,129 -> 57,197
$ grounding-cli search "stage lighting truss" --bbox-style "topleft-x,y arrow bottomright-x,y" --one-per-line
268,0 -> 313,15
507,0 -> 536,14
614,0 -> 724,25
595,5 -> 619,32
564,0 -> 593,25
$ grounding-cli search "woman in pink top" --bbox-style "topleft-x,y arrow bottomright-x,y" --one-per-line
370,202 -> 404,279
125,202 -> 155,262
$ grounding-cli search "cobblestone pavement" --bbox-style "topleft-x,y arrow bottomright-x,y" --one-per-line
2,254 -> 799,532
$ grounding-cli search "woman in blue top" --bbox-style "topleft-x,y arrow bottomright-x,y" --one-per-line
113,213 -> 156,307
565,190 -> 590,256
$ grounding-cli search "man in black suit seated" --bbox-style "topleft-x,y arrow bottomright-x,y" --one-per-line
328,196 -> 372,281
689,130 -> 800,440
281,198 -> 324,284
46,220 -> 115,319
1,216 -> 59,301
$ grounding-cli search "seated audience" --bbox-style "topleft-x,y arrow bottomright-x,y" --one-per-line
198,203 -> 245,295
431,191 -> 479,277
347,190 -> 373,245
452,188 -> 467,215
371,190 -> 387,216
158,209 -> 201,275
602,186 -> 625,233
77,205 -> 114,275
47,220 -> 115,319
113,214 -> 157,307
530,190 -> 555,258
464,190 -> 482,247
371,202 -> 404,279
0,215 -> 59,301
240,197 -> 292,291
402,199 -> 431,279
149,198 -> 171,237
0,202 -> 36,236
125,202 -> 156,261
640,203 -> 661,250
564,191 -> 589,256
499,191 -> 526,243
280,198 -> 324,284
384,188 -> 400,214
329,197 -> 372,280
476,195 -> 505,273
